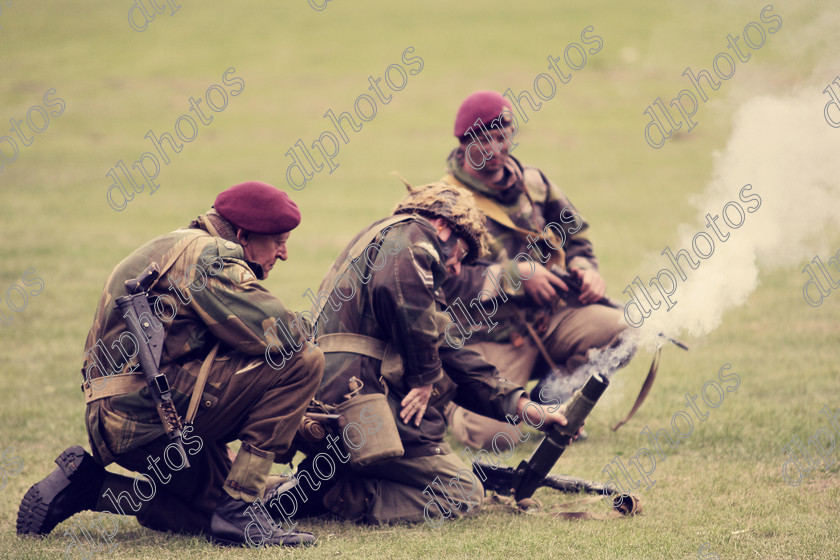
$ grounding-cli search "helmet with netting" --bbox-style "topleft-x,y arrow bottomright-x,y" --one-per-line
393,181 -> 488,262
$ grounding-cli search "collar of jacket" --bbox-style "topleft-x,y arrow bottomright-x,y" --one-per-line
186,211 -> 266,279
446,148 -> 526,205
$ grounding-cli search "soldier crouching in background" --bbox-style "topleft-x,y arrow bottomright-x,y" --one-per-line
17,181 -> 323,547
439,91 -> 632,451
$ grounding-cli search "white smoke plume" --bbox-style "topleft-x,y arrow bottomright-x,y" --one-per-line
639,88 -> 840,344
545,85 -> 840,400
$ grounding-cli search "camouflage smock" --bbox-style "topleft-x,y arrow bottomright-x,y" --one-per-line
82,215 -> 304,464
441,149 -> 600,342
311,215 -> 523,457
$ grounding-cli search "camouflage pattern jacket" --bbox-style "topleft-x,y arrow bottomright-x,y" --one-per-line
312,215 -> 523,457
441,150 -> 599,342
82,214 -> 304,464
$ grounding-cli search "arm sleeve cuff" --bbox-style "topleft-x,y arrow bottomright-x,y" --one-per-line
501,389 -> 527,418
405,367 -> 444,389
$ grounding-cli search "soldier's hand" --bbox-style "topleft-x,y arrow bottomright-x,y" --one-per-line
517,397 -> 567,430
572,268 -> 606,304
516,397 -> 584,439
400,384 -> 433,427
519,263 -> 568,306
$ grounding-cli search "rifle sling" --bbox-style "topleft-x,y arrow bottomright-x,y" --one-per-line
611,346 -> 662,431
518,308 -> 562,374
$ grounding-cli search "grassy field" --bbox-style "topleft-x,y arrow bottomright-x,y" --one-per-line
1,1 -> 839,559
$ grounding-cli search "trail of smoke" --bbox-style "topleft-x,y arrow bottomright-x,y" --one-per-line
543,330 -> 641,401
546,86 -> 840,399
640,88 -> 840,342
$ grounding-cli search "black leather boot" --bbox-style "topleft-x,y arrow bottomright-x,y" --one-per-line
208,492 -> 316,547
17,445 -> 106,536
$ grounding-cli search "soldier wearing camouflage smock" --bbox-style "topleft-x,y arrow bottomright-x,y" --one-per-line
17,181 -> 323,548
439,91 -> 631,451
281,183 -> 569,525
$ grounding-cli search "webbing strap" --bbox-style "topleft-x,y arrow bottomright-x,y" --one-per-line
185,342 -> 219,424
148,230 -> 210,291
316,333 -> 386,359
315,333 -> 389,390
82,373 -> 146,403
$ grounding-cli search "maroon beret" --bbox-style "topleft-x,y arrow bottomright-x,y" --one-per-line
214,181 -> 301,234
454,90 -> 513,137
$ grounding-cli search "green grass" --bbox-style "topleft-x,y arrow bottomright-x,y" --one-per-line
1,0 -> 839,559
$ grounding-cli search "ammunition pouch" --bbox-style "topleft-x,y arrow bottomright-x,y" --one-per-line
316,333 -> 405,468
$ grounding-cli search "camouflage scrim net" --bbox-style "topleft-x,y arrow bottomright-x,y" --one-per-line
393,182 -> 489,262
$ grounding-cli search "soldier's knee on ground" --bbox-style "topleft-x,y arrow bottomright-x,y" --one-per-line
423,468 -> 484,528
322,476 -> 378,522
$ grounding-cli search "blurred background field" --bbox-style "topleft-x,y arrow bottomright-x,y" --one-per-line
1,1 -> 839,559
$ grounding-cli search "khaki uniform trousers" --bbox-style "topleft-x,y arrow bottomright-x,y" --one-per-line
448,302 -> 626,451
104,345 -> 324,535
322,450 -> 483,525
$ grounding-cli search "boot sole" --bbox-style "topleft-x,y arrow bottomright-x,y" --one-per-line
16,446 -> 94,536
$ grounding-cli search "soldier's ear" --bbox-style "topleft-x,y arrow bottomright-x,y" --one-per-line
236,228 -> 250,247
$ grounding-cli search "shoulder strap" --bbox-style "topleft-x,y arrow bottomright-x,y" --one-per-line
185,341 -> 220,424
521,167 -> 552,206
440,173 -> 565,251
159,231 -> 225,425
441,174 -> 538,237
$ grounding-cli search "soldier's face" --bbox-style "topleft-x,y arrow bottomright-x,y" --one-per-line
240,232 -> 291,279
464,127 -> 512,175
443,237 -> 468,276
436,227 -> 468,276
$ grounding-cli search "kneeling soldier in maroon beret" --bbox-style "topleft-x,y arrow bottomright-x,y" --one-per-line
17,181 -> 324,547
